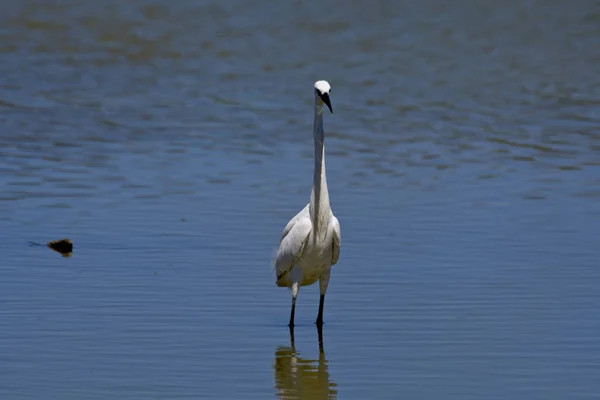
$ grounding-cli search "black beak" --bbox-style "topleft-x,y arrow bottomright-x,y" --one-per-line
320,92 -> 333,113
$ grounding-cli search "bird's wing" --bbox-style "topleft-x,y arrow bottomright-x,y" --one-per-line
281,204 -> 310,241
275,216 -> 312,283
331,214 -> 341,266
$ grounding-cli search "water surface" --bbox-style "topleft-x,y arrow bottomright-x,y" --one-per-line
1,1 -> 599,399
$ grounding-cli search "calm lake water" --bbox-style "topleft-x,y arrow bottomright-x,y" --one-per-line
1,1 -> 599,399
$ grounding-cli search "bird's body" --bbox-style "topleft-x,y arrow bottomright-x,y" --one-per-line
274,80 -> 341,328
275,204 -> 339,289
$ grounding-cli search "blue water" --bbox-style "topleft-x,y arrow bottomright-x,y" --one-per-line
1,1 -> 599,399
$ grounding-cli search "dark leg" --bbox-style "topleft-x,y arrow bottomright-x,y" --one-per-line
288,297 -> 296,328
315,294 -> 325,326
289,324 -> 295,347
316,322 -> 324,353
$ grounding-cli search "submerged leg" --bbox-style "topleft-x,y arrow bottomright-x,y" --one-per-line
289,281 -> 299,327
316,294 -> 325,326
316,321 -> 324,354
316,268 -> 331,326
289,297 -> 296,327
289,323 -> 295,347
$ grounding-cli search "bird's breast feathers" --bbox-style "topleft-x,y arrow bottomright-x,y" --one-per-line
297,240 -> 332,267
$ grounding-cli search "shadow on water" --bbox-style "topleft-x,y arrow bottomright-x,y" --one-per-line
273,326 -> 338,399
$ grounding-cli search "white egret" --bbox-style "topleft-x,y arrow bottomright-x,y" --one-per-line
274,80 -> 341,328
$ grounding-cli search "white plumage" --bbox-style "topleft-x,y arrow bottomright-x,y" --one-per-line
274,80 -> 341,327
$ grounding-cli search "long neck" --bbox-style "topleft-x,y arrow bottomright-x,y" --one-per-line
310,97 -> 330,236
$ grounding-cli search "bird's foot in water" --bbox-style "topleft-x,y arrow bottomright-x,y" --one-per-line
315,319 -> 324,327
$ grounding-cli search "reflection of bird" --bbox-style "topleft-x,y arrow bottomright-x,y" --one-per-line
274,80 -> 341,328
273,326 -> 338,399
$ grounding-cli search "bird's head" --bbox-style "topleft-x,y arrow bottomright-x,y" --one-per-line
314,80 -> 333,113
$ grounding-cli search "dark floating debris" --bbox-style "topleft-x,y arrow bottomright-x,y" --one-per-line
29,238 -> 73,257
48,238 -> 73,257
